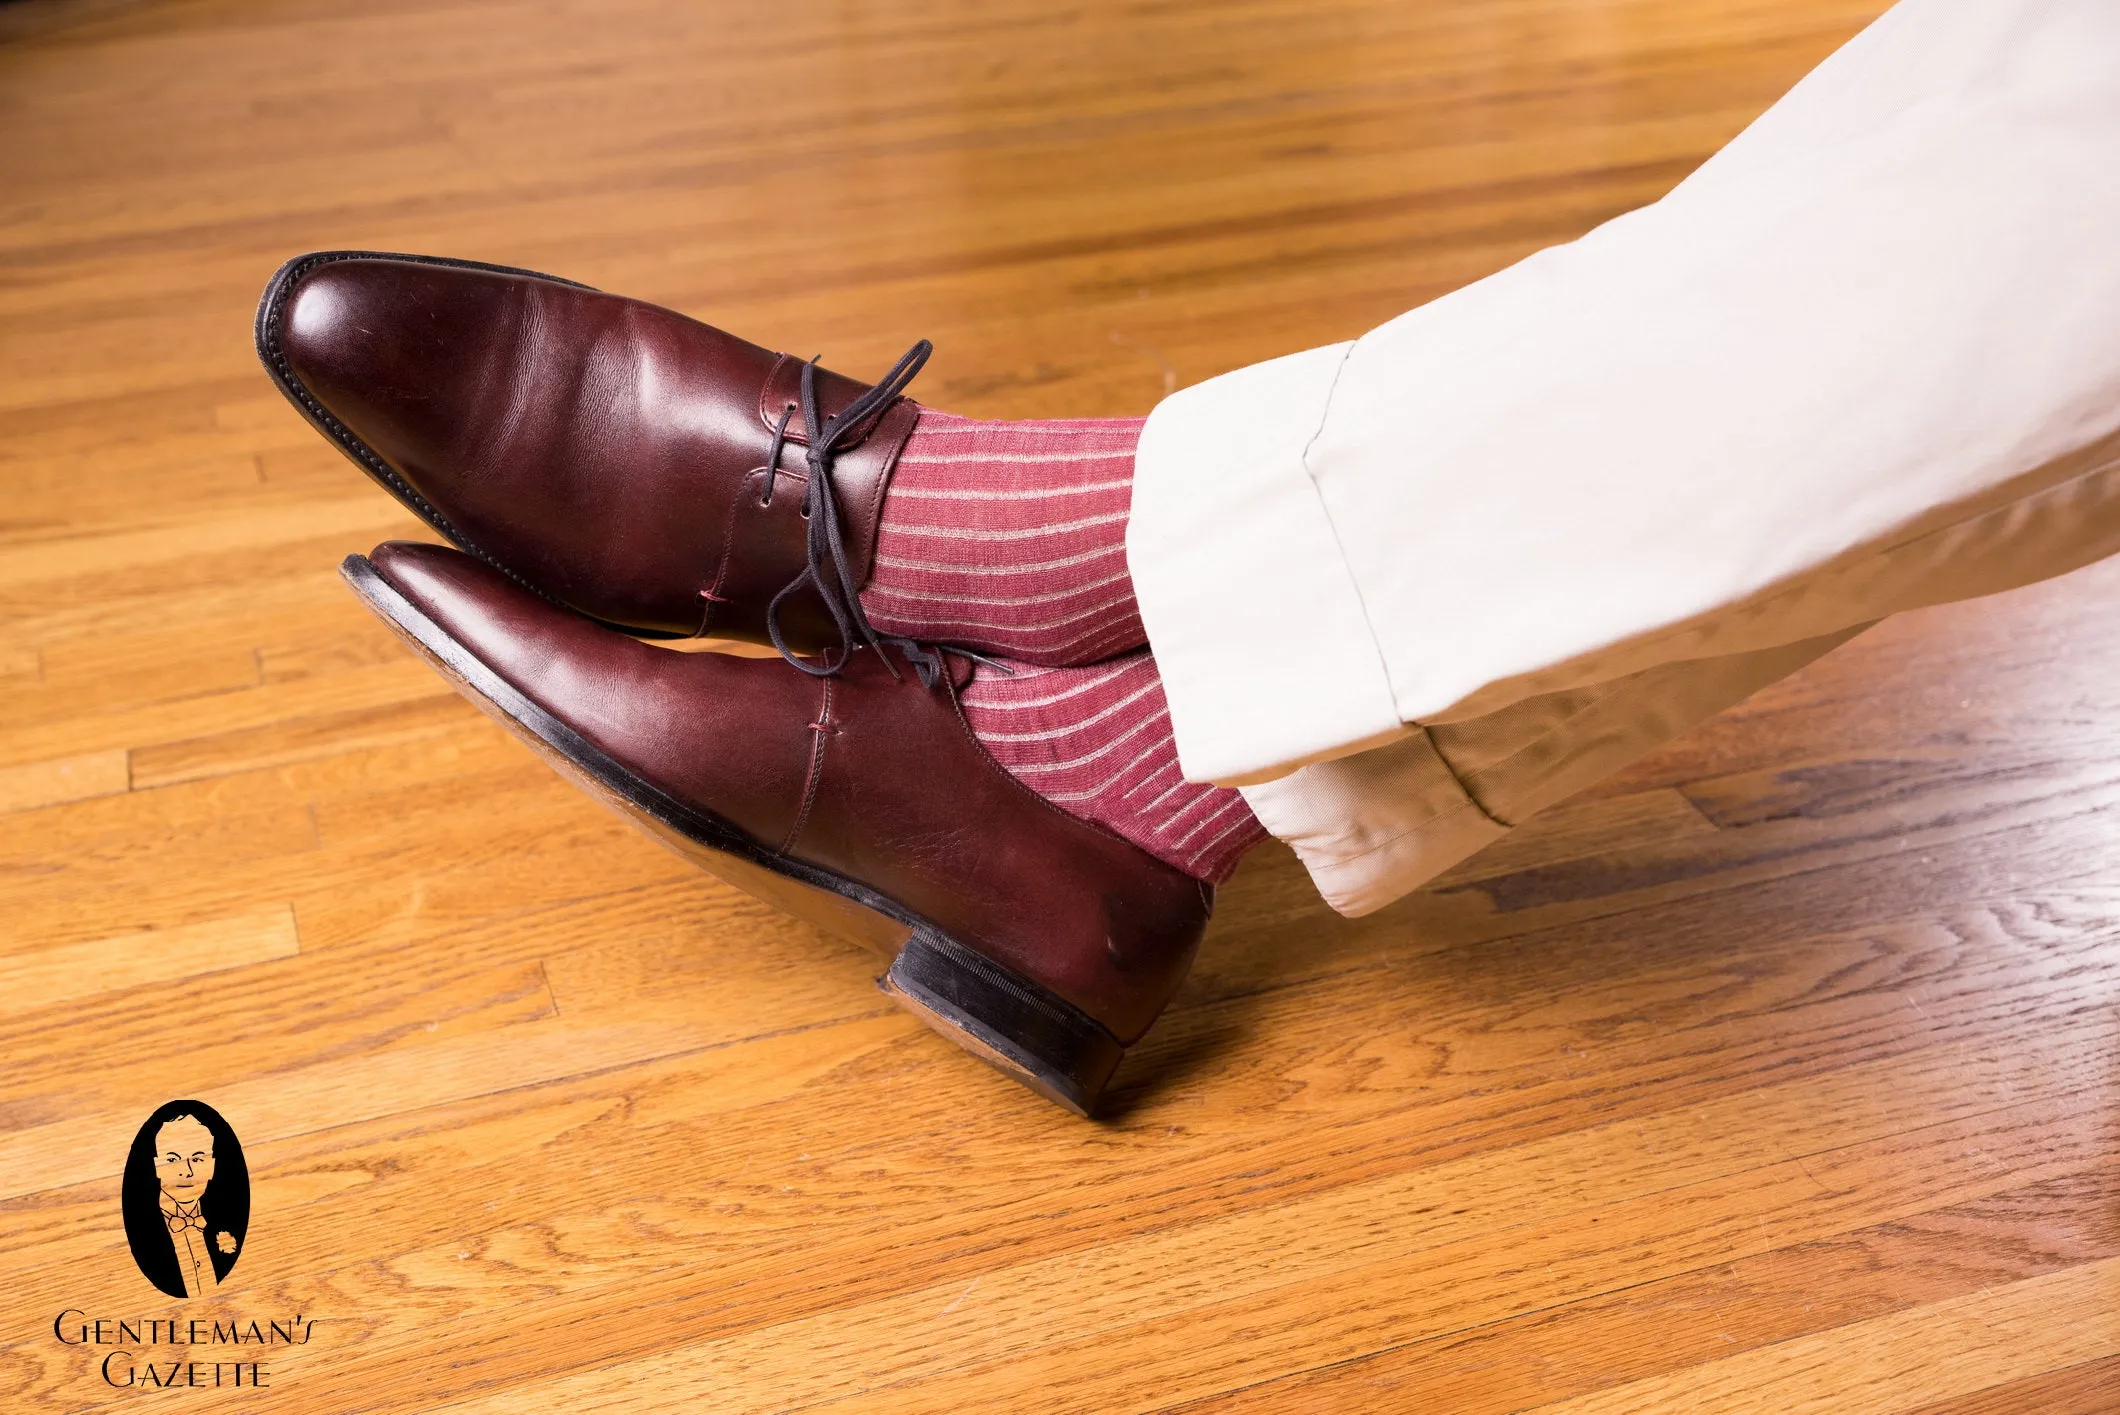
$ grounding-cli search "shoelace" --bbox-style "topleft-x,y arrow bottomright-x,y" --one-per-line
763,340 -> 951,687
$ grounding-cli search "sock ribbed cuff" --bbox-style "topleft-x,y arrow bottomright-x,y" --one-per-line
860,410 -> 1148,666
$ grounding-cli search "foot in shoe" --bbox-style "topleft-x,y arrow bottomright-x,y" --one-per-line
960,651 -> 1265,883
347,539 -> 1216,1113
261,252 -> 1149,668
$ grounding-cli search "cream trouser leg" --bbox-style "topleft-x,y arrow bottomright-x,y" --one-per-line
1128,0 -> 2120,915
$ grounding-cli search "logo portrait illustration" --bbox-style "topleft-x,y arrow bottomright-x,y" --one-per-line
50,1100 -> 318,1391
121,1099 -> 250,1299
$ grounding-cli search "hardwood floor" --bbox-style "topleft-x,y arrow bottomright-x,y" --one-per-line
4,0 -> 2116,1410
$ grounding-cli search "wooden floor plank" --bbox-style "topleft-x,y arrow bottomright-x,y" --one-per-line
0,748 -> 128,815
422,1097 -> 2112,1415
1520,1257 -> 2120,1415
0,907 -> 298,1017
1897,1354 -> 2120,1415
1169,1167 -> 2120,1413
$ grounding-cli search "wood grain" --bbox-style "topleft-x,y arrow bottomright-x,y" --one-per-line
7,0 -> 2116,1411
1523,1258 -> 2120,1415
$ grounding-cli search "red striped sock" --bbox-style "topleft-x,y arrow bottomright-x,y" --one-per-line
959,649 -> 1266,884
860,410 -> 1146,666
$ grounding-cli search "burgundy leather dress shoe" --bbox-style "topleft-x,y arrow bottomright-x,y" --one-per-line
344,540 -> 1212,1115
259,251 -> 929,657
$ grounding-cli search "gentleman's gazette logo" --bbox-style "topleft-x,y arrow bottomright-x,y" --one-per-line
46,1099 -> 317,1392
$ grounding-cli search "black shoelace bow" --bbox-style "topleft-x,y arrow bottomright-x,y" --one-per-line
762,340 -> 951,687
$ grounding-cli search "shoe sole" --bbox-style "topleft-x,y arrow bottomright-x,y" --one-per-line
255,251 -> 682,639
341,553 -> 1123,1116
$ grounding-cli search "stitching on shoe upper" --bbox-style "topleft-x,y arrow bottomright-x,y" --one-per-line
781,678 -> 833,856
697,475 -> 751,638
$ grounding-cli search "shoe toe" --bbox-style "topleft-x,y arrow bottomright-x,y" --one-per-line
264,255 -> 523,494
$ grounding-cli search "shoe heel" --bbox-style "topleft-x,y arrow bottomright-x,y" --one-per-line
881,930 -> 1124,1117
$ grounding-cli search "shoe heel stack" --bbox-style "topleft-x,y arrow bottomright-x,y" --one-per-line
698,859 -> 1128,1115
881,930 -> 1125,1117
703,860 -> 1132,1115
